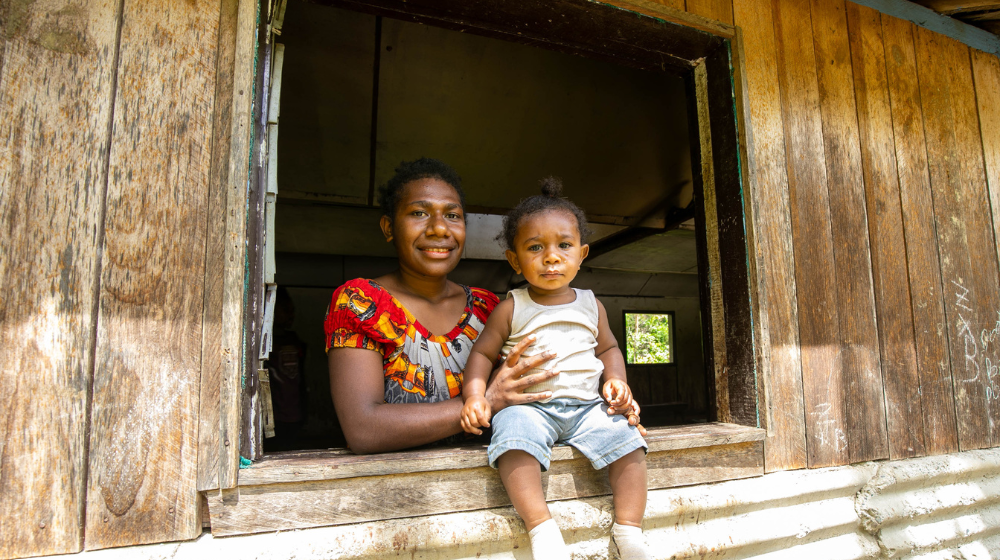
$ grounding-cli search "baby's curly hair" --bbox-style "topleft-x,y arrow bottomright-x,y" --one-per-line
378,158 -> 465,219
498,176 -> 591,250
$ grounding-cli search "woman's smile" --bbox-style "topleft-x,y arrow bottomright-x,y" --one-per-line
380,177 -> 466,278
421,246 -> 457,258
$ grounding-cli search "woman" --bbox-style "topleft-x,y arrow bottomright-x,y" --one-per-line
325,158 -> 641,454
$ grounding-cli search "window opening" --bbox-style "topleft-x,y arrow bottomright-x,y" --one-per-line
624,311 -> 675,365
249,0 -> 752,455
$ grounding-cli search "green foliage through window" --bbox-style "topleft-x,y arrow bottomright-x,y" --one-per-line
625,312 -> 673,364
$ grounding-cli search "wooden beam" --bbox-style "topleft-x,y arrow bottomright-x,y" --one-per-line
909,0 -> 1000,15
772,0 -> 847,468
310,0 -> 724,72
914,27 -> 999,450
585,205 -> 696,262
198,0 -> 241,493
971,49 -> 1000,446
208,425 -> 764,536
218,0 -> 262,490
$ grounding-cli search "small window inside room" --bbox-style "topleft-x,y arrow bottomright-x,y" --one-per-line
266,0 -> 711,452
624,311 -> 674,365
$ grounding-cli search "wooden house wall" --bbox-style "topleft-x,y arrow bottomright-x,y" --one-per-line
0,0 -> 252,556
729,0 -> 1000,471
1,0 -> 1000,557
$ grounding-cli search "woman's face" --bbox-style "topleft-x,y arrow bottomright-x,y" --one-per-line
380,177 -> 466,279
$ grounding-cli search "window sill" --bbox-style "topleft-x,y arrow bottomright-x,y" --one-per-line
206,422 -> 763,536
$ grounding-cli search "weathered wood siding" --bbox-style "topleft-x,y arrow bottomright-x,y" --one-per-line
0,1 -> 121,557
3,0 -> 1000,555
728,0 -> 1000,470
0,0 -> 251,556
82,0 -> 222,549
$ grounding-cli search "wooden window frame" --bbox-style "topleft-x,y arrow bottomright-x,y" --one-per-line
206,0 -> 765,536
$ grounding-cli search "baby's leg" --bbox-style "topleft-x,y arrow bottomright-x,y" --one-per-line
497,450 -> 551,529
561,402 -> 650,559
499,452 -> 568,560
488,404 -> 565,560
608,448 -> 647,526
609,450 -> 651,560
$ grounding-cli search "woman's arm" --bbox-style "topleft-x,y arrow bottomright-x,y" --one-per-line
328,347 -> 465,454
328,337 -> 562,454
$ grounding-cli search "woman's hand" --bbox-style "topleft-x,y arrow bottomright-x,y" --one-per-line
460,396 -> 492,435
484,335 -> 559,413
602,379 -> 647,436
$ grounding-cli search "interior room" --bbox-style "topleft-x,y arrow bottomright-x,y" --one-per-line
269,0 -> 706,451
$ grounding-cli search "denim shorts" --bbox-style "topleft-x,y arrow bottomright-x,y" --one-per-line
488,398 -> 648,471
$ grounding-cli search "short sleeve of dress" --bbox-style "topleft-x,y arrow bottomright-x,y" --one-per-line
324,279 -> 398,358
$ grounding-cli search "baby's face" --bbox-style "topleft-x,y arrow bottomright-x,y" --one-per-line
505,209 -> 589,298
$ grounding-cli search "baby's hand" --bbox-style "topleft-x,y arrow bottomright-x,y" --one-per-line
461,395 -> 492,435
603,379 -> 635,417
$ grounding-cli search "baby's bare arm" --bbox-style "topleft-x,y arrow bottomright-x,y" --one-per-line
594,299 -> 626,384
463,298 -> 514,400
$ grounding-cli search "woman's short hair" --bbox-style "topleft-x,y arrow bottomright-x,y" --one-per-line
378,158 -> 466,219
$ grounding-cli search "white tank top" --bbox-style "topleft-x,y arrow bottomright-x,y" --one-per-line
500,288 -> 605,402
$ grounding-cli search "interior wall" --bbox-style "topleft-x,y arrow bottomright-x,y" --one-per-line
276,253 -> 704,446
277,0 -> 693,244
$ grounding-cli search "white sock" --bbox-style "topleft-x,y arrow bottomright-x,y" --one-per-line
528,518 -> 570,560
612,523 -> 652,560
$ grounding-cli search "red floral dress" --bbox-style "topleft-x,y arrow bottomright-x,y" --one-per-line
324,279 -> 499,404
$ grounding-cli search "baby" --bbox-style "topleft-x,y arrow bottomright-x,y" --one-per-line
461,178 -> 651,560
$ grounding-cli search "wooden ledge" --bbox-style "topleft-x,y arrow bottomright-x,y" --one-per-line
239,422 -> 763,486
209,423 -> 763,536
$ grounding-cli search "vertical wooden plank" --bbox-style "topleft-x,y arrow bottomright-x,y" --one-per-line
732,0 -> 806,471
810,0 -> 888,464
974,52 -> 1000,246
974,57 -> 1000,419
705,44 -> 758,427
771,0 -> 848,467
846,3 -> 924,459
881,16 -> 958,456
0,1 -> 120,557
198,0 -> 241,492
685,0 -> 734,24
914,27 -> 996,451
690,61 -> 728,423
84,0 -> 221,549
242,36 -> 271,462
974,52 -> 1000,446
220,0 -> 261,489
946,41 -> 1000,447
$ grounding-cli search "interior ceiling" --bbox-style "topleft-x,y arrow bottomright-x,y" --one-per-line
278,0 -> 692,225
909,1 -> 1000,35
